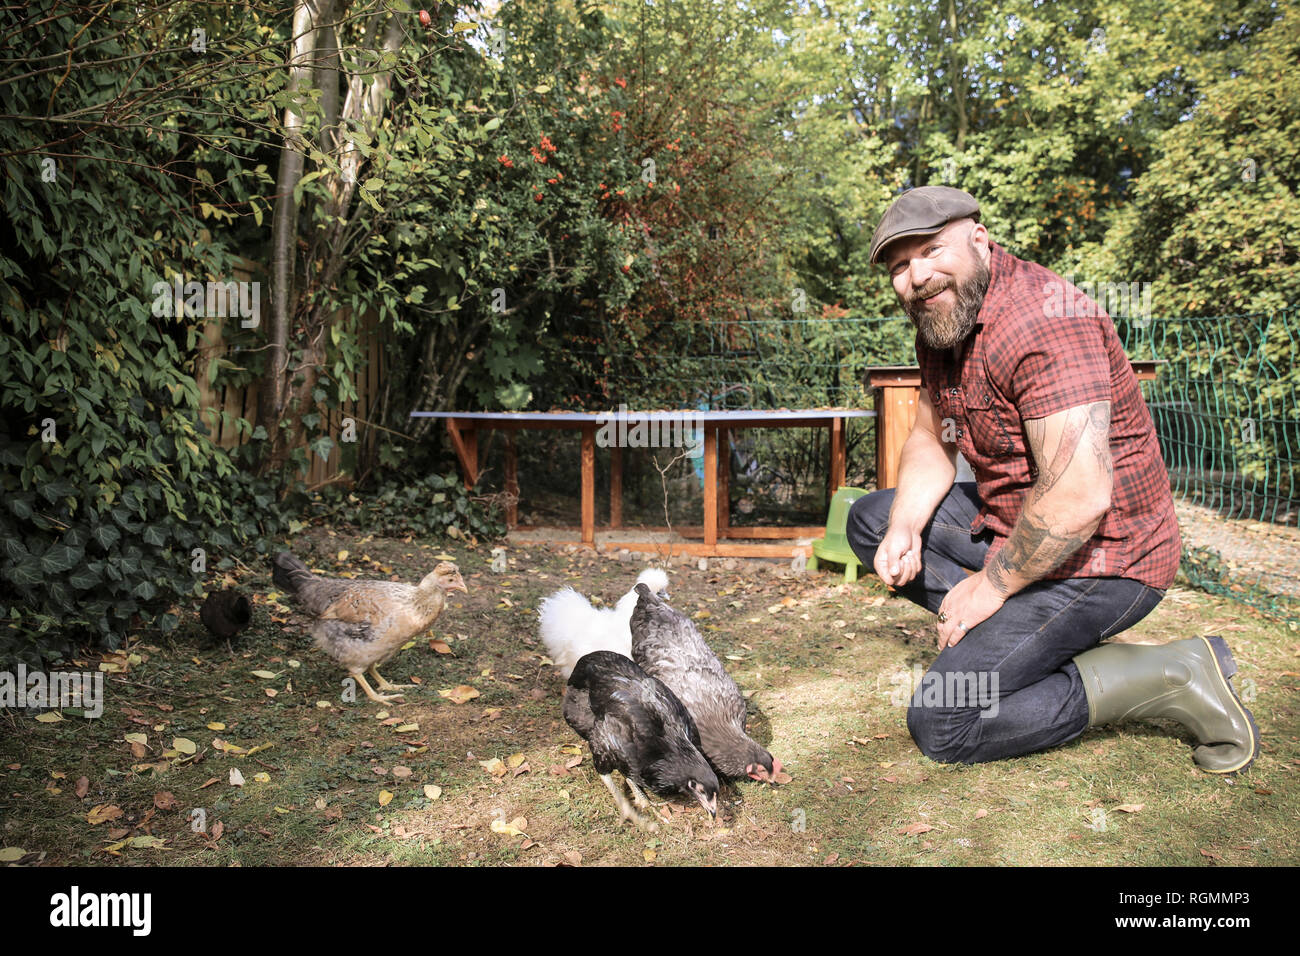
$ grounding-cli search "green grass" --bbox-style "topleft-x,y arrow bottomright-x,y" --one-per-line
1,531 -> 1295,867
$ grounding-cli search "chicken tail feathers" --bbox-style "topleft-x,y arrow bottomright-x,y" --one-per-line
538,587 -> 618,680
272,551 -> 312,594
272,551 -> 348,616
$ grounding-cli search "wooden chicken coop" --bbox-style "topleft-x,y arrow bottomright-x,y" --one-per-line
410,409 -> 875,558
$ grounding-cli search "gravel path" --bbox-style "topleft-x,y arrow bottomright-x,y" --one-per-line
1175,498 -> 1300,600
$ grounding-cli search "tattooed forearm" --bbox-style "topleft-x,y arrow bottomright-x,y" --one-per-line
986,509 -> 1095,594
988,401 -> 1114,595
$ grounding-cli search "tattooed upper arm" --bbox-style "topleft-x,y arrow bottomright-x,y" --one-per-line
1023,400 -> 1113,506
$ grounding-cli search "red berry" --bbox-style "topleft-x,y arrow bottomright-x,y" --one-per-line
419,9 -> 431,27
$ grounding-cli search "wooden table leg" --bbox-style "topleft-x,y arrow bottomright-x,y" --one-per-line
445,418 -> 479,490
829,416 -> 846,499
504,431 -> 518,529
581,425 -> 595,546
609,445 -> 623,529
717,427 -> 730,534
703,426 -> 718,549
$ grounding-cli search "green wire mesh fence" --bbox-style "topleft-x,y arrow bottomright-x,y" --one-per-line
569,310 -> 1298,625
1115,310 -> 1299,627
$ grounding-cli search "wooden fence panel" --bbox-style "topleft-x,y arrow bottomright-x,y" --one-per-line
194,260 -> 383,485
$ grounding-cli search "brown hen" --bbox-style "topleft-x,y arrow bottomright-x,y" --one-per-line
272,551 -> 467,703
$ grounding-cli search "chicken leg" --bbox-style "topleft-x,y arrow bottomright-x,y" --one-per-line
367,664 -> 412,692
600,773 -> 657,831
352,671 -> 404,704
625,778 -> 653,811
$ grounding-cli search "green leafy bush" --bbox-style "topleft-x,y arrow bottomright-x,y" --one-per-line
313,474 -> 506,543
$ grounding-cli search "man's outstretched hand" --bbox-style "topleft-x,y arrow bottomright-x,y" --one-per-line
874,524 -> 923,588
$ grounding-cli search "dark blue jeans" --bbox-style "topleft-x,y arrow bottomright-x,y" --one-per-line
846,483 -> 1165,764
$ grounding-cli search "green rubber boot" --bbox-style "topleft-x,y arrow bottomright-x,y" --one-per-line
1073,635 -> 1260,774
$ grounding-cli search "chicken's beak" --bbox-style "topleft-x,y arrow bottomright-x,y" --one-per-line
450,576 -> 468,594
700,792 -> 717,820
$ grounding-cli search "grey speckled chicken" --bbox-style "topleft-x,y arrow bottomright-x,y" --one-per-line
563,650 -> 719,830
630,583 -> 782,782
272,551 -> 466,703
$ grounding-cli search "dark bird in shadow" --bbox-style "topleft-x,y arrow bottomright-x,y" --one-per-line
563,650 -> 719,830
200,589 -> 252,651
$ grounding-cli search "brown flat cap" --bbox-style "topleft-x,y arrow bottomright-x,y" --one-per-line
870,186 -> 980,264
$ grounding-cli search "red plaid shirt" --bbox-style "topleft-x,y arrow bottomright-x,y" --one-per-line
916,241 -> 1180,589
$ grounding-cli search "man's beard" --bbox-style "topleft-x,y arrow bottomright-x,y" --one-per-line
903,252 -> 991,350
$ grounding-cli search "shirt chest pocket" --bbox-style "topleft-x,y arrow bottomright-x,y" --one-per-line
963,384 -> 1016,459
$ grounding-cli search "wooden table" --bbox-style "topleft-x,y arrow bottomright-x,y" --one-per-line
409,409 -> 875,557
866,361 -> 1166,490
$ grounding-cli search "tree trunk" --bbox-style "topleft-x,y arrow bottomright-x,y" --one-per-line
947,0 -> 968,153
262,0 -> 334,475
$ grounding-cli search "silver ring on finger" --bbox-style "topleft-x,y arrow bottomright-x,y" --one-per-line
958,621 -> 968,631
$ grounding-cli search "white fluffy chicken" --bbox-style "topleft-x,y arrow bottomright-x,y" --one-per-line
538,568 -> 670,680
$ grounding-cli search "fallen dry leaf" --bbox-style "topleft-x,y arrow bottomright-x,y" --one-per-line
439,685 -> 480,704
1114,804 -> 1145,814
229,768 -> 245,787
378,790 -> 394,807
974,809 -> 989,819
490,816 -> 528,836
429,640 -> 452,654
480,758 -> 507,778
423,785 -> 442,801
153,791 -> 177,810
87,804 -> 123,825
563,850 -> 583,866
898,822 -> 934,836
75,776 -> 89,799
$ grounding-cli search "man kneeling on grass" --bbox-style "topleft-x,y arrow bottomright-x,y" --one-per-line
847,186 -> 1259,773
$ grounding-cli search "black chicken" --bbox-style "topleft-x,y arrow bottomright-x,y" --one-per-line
199,589 -> 252,650
630,583 -> 782,783
563,651 -> 719,830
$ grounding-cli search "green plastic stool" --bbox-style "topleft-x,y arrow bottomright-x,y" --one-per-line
807,486 -> 870,582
